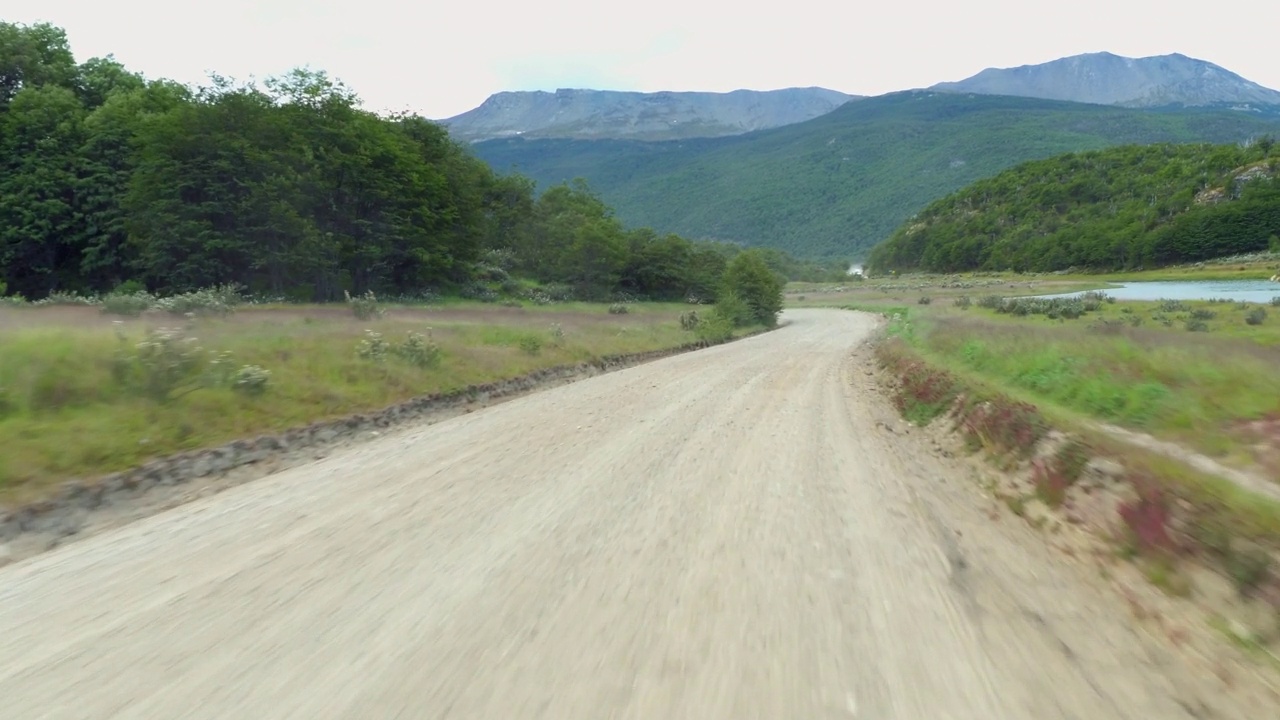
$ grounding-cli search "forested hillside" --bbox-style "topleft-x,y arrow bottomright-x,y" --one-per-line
865,142 -> 1280,273
474,92 -> 1280,259
0,22 -> 842,303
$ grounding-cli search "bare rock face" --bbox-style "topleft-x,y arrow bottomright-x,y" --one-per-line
932,52 -> 1280,109
439,87 -> 858,142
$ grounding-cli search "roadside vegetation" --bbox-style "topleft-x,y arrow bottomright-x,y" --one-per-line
0,286 -> 777,500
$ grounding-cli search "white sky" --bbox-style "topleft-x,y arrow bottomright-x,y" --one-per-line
8,0 -> 1279,119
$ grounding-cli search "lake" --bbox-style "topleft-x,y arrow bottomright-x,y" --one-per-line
1034,280 -> 1280,303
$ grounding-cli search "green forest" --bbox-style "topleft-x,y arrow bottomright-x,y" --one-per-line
865,142 -> 1280,273
0,22 -> 845,303
474,92 -> 1280,259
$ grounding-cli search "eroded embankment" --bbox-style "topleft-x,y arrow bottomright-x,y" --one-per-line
873,329 -> 1280,666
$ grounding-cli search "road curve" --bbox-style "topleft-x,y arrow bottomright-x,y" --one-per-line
0,309 -> 1252,718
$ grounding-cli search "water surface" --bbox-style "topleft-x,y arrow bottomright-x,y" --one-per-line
1035,280 -> 1279,303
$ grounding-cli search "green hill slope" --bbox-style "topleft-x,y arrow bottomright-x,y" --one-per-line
866,142 -> 1280,273
472,92 -> 1280,259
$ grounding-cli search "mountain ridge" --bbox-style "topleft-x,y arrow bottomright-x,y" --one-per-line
930,51 -> 1280,108
440,87 -> 857,142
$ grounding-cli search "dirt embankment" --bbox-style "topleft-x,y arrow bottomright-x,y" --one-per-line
0,309 -> 1275,718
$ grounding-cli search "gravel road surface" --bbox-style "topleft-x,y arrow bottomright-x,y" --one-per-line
0,309 -> 1258,719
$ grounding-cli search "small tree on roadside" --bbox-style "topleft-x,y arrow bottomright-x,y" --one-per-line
721,250 -> 783,327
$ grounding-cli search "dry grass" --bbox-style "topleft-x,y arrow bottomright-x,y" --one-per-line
0,301 -> 709,499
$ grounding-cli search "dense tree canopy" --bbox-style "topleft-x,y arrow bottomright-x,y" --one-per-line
0,21 -> 840,302
866,142 -> 1280,273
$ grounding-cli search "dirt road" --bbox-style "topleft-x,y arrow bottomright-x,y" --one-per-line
0,309 -> 1259,718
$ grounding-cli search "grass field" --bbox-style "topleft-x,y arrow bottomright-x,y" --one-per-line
0,300 -> 717,500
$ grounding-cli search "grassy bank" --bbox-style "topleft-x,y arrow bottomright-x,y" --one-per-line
882,296 -> 1280,477
0,301 -> 723,501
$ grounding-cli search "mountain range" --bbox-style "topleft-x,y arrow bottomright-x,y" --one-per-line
441,87 -> 857,142
453,52 -> 1280,259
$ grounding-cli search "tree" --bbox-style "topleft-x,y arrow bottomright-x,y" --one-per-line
721,250 -> 783,327
0,22 -> 77,108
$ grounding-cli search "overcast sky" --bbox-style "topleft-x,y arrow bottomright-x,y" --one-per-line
8,0 -> 1279,119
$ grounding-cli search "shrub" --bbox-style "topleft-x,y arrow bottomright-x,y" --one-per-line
1189,308 -> 1216,321
114,326 -> 207,402
155,284 -> 241,317
1118,477 -> 1176,556
549,323 -> 565,345
34,291 -> 97,307
356,330 -> 390,362
960,398 -> 1047,457
977,295 -> 1004,309
102,291 -> 155,317
462,284 -> 499,303
541,283 -> 575,302
917,296 -> 933,305
721,250 -> 783,327
231,365 -> 271,395
1245,307 -> 1268,325
712,288 -> 752,328
1158,299 -> 1188,313
395,330 -> 443,368
608,303 -> 630,315
1184,319 -> 1209,332
893,359 -> 958,425
952,295 -> 971,309
1271,296 -> 1280,307
112,280 -> 146,296
518,334 -> 543,355
679,310 -> 700,331
694,306 -> 736,344
345,290 -> 384,320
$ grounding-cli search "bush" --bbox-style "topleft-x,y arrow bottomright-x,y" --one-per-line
345,290 -> 384,320
102,291 -> 155,317
1271,296 -> 1280,307
693,306 -> 736,344
113,326 -> 209,402
1245,307 -> 1268,325
952,295 -> 972,309
721,250 -> 783,327
549,323 -> 565,345
395,330 -> 443,368
541,283 -> 575,302
679,310 -> 700,330
711,288 -> 752,328
34,291 -> 97,307
608,303 -> 630,315
1189,308 -> 1217,321
1184,319 -> 1209,332
917,296 -> 933,305
977,295 -> 1004,309
231,365 -> 271,395
518,334 -> 543,355
155,284 -> 241,317
356,330 -> 390,362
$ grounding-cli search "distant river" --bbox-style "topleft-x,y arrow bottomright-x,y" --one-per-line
1035,280 -> 1280,303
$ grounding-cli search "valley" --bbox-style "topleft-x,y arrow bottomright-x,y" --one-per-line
5,17 -> 1280,718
